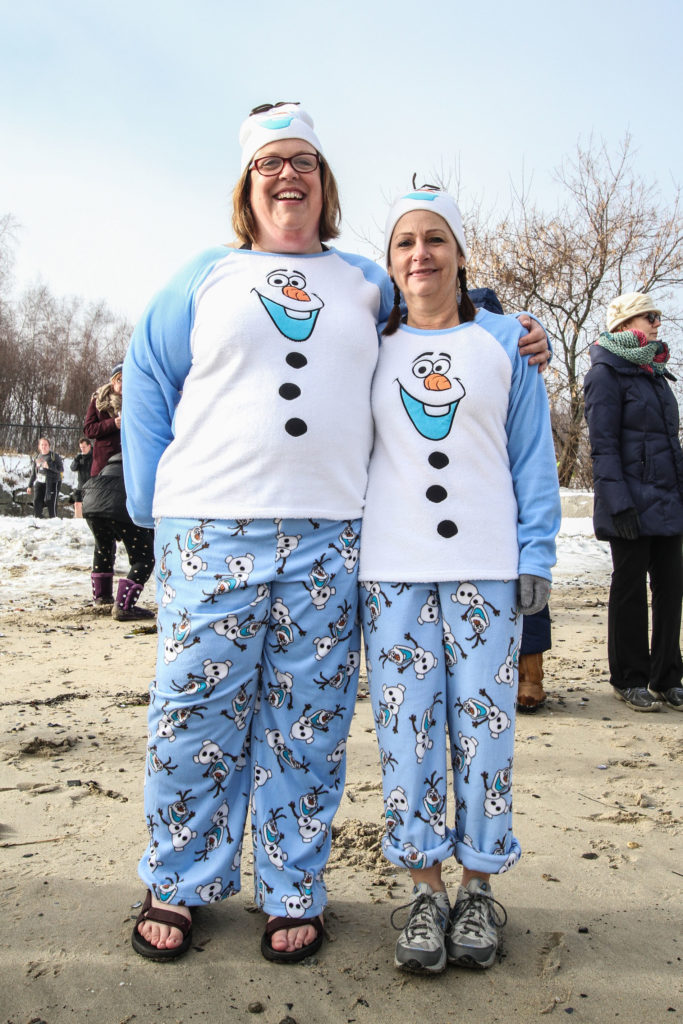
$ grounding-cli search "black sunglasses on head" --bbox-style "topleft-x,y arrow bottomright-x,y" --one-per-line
250,101 -> 300,116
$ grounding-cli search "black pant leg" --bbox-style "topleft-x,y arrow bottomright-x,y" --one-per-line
86,516 -> 118,573
45,483 -> 59,518
116,521 -> 155,585
33,482 -> 46,518
608,537 -> 651,689
648,535 -> 683,691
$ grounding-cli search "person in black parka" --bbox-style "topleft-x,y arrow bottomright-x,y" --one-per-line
69,437 -> 93,518
27,437 -> 64,518
584,292 -> 683,712
82,365 -> 155,621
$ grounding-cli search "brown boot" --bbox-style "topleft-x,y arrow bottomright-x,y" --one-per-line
517,652 -> 546,711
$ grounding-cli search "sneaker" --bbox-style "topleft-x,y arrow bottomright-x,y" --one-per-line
648,686 -> 683,711
612,687 -> 661,712
446,878 -> 507,969
391,882 -> 450,974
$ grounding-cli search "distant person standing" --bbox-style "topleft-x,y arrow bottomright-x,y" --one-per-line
69,437 -> 93,518
83,365 -> 155,617
84,363 -> 123,476
27,438 -> 63,518
584,292 -> 683,713
517,604 -> 551,711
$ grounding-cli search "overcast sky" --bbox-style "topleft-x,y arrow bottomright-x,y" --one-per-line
2,0 -> 681,323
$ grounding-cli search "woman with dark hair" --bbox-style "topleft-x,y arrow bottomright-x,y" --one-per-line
122,105 -> 552,964
584,292 -> 683,713
83,366 -> 155,617
359,187 -> 560,975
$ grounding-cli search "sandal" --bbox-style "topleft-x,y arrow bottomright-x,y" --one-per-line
261,914 -> 324,964
516,652 -> 546,712
131,890 -> 193,961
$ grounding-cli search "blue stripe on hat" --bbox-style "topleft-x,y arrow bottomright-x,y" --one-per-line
262,115 -> 296,130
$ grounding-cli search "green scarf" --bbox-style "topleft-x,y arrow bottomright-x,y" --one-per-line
596,329 -> 670,376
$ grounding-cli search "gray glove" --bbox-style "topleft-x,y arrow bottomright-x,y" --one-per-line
517,574 -> 551,616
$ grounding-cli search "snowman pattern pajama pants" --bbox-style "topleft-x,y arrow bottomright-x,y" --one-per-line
139,516 -> 361,919
361,578 -> 522,877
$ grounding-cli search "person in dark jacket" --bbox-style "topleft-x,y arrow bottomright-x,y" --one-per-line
27,437 -> 64,518
517,604 -> 551,711
84,363 -> 123,476
83,364 -> 155,620
69,437 -> 93,518
82,453 -> 155,619
584,292 -> 683,712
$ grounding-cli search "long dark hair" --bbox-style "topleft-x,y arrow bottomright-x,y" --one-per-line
382,265 -> 476,336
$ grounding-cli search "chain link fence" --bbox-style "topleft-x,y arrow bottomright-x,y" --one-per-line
0,422 -> 85,454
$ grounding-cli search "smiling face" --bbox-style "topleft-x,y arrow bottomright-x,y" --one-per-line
249,138 -> 323,254
388,210 -> 464,316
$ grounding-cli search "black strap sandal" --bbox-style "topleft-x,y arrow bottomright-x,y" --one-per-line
261,914 -> 324,963
131,890 -> 193,961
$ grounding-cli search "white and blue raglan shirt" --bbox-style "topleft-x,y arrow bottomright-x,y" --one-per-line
358,308 -> 561,583
122,247 -> 394,528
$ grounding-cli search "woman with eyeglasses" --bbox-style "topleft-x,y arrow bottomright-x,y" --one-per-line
122,103 -> 551,965
358,187 -> 560,974
584,293 -> 683,713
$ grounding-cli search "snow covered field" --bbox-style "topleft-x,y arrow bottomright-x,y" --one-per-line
0,493 -> 611,611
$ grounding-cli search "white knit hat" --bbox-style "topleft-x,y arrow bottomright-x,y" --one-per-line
606,292 -> 662,331
385,188 -> 468,261
239,103 -> 323,173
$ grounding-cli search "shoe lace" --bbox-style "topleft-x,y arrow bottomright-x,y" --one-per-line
390,892 -> 445,939
455,889 -> 507,935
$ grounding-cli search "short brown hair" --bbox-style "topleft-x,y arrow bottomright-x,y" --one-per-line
231,158 -> 341,248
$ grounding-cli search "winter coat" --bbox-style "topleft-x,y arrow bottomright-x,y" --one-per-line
583,343 -> 683,539
82,454 -> 129,521
28,451 -> 64,490
70,450 -> 93,491
84,394 -> 121,476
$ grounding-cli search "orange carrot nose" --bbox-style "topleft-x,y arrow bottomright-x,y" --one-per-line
283,285 -> 311,302
424,373 -> 451,391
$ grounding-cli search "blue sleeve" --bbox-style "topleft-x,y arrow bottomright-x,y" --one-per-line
121,248 -> 228,527
334,250 -> 395,324
488,313 -> 561,580
515,309 -> 553,359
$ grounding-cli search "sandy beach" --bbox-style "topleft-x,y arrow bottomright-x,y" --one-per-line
1,557 -> 681,1023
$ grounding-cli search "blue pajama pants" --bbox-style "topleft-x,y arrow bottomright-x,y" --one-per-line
139,516 -> 361,918
361,579 -> 522,877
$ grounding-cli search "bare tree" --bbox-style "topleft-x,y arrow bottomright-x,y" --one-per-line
466,135 -> 683,485
0,215 -> 132,450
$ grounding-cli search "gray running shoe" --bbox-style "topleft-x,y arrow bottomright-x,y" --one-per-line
446,878 -> 507,969
648,686 -> 683,711
391,882 -> 450,974
613,687 -> 661,712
